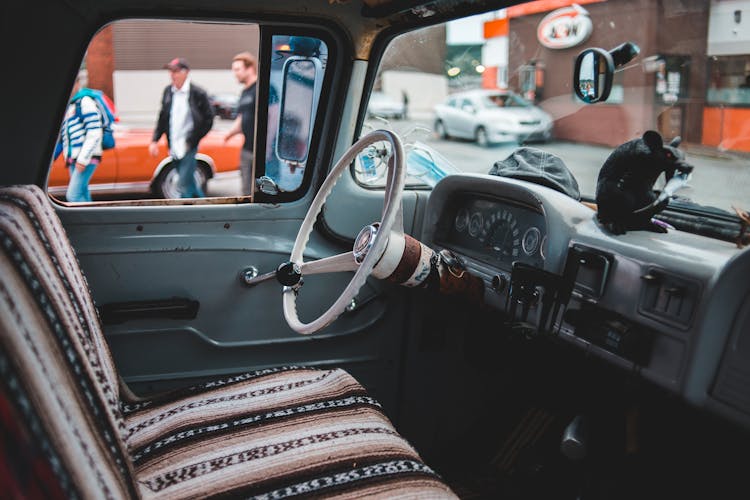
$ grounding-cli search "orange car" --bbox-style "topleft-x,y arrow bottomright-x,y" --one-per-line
48,127 -> 243,199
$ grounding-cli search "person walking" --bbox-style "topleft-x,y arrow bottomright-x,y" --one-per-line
58,71 -> 104,202
224,52 -> 258,196
149,57 -> 214,198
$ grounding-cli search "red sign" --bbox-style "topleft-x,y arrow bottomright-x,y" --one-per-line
536,5 -> 593,49
508,0 -> 605,18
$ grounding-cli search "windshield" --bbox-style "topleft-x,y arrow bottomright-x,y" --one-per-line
479,92 -> 531,109
359,0 -> 750,214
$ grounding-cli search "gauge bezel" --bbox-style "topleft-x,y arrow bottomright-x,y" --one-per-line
455,207 -> 469,232
522,226 -> 541,255
468,212 -> 483,237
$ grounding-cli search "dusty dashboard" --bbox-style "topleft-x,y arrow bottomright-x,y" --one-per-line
423,173 -> 750,432
434,194 -> 547,271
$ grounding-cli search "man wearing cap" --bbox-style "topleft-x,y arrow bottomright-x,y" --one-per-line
149,57 -> 214,198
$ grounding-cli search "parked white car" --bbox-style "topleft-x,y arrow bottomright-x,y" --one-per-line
367,91 -> 406,119
433,89 -> 553,146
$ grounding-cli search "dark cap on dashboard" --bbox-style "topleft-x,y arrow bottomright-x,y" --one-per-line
489,147 -> 581,201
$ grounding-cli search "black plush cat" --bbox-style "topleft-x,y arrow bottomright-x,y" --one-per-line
596,130 -> 692,234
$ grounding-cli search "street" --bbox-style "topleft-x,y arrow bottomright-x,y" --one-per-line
371,115 -> 750,211
127,112 -> 749,212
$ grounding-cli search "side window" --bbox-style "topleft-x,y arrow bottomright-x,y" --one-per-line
48,20 -> 327,205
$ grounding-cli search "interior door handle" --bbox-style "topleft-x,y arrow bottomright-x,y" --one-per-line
99,297 -> 199,325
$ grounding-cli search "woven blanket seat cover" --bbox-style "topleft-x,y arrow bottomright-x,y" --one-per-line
0,185 -> 456,499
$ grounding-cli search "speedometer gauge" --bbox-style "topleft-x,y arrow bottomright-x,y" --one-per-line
480,209 -> 520,261
522,227 -> 541,255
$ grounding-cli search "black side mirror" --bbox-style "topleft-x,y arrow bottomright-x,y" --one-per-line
573,48 -> 614,103
574,42 -> 640,104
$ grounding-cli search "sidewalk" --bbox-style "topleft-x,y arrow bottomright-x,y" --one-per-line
684,143 -> 750,161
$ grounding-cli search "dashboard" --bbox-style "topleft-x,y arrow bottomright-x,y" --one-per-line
422,173 -> 750,432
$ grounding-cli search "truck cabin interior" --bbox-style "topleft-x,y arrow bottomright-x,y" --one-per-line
3,0 -> 750,498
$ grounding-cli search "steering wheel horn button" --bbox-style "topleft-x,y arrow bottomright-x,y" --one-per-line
276,261 -> 303,288
354,223 -> 380,264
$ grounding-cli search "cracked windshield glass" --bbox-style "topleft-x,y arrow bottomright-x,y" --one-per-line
359,0 -> 750,218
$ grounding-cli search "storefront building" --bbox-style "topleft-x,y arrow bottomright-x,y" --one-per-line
703,0 -> 750,152
483,0 -> 750,153
488,0 -> 712,148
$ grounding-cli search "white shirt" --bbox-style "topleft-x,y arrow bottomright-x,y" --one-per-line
169,78 -> 194,160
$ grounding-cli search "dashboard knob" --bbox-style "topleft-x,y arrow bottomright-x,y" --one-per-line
491,274 -> 507,292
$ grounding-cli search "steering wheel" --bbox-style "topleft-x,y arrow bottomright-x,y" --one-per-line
282,129 -> 406,334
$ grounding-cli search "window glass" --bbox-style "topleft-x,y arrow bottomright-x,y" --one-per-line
707,55 -> 750,105
357,1 -> 750,214
48,21 -> 327,204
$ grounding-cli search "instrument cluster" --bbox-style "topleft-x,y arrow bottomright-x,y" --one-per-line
440,196 -> 547,269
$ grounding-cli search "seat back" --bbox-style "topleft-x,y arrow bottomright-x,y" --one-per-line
0,186 -> 137,498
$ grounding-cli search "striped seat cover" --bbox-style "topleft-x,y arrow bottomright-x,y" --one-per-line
0,185 -> 456,499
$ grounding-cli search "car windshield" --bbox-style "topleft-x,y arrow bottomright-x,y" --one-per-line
359,0 -> 750,215
479,93 -> 531,108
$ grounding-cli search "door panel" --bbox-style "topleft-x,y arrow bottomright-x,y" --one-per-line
59,204 -> 410,412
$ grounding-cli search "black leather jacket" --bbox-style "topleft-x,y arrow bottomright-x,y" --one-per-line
152,82 -> 214,150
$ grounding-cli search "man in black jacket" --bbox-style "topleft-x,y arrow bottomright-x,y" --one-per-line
149,57 -> 214,198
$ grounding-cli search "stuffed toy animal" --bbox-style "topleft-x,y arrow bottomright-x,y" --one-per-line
595,130 -> 692,234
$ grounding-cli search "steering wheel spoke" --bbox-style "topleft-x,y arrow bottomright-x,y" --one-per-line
298,252 -> 358,276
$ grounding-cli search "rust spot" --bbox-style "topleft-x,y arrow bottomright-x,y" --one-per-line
224,223 -> 231,229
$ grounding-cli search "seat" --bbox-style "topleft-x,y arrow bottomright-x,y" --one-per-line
0,185 -> 456,499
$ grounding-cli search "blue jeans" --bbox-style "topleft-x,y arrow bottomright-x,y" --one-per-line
175,147 -> 204,198
66,160 -> 98,202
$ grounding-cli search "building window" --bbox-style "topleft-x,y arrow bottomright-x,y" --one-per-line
707,55 -> 750,106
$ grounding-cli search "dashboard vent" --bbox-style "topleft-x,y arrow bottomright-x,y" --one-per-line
713,292 -> 750,414
566,245 -> 613,300
638,269 -> 699,330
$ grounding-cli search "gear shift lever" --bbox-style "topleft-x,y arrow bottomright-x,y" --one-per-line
561,415 -> 588,461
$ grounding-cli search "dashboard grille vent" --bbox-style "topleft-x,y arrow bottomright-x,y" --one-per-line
714,365 -> 750,414
713,292 -> 750,413
638,269 -> 699,330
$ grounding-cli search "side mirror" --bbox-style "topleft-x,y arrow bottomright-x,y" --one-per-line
573,48 -> 614,103
277,56 -> 323,163
574,42 -> 639,104
461,104 -> 476,114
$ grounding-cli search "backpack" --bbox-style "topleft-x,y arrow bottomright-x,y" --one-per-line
74,88 -> 117,150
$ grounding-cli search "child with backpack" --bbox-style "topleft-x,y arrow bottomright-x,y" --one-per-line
54,71 -> 117,202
